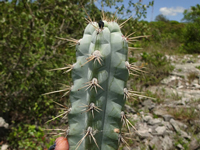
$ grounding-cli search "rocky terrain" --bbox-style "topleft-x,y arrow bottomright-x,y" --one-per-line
122,54 -> 200,150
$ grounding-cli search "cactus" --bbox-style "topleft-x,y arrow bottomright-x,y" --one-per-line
46,12 -> 150,150
68,18 -> 129,150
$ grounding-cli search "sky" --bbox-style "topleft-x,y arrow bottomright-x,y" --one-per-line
95,0 -> 200,22
144,0 -> 199,22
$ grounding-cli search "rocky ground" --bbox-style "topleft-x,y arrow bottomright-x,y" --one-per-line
122,54 -> 200,150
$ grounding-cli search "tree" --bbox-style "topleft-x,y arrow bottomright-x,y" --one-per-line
182,4 -> 200,23
155,14 -> 169,22
181,4 -> 200,53
0,0 -> 94,147
181,23 -> 200,53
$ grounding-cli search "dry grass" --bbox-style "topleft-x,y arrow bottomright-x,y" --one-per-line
166,106 -> 200,121
187,71 -> 199,84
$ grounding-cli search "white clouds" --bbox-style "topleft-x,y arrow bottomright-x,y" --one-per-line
159,7 -> 185,16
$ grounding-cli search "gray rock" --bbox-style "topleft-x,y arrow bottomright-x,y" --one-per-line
181,97 -> 190,104
128,147 -> 141,150
192,120 -> 200,126
132,114 -> 140,121
170,119 -> 187,130
163,115 -> 174,122
193,83 -> 200,89
149,136 -> 162,150
176,144 -> 184,150
1,144 -> 8,150
148,118 -> 162,126
153,106 -> 169,117
171,119 -> 187,129
163,121 -> 174,130
137,130 -> 153,139
198,104 -> 200,111
123,147 -> 132,150
170,119 -> 182,132
189,133 -> 200,150
162,135 -> 173,150
170,119 -> 191,140
125,104 -> 136,114
143,116 -> 153,122
0,117 -> 9,129
199,74 -> 200,84
136,123 -> 153,139
177,85 -> 184,89
142,99 -> 155,110
173,98 -> 190,105
187,60 -> 194,63
161,76 -> 181,85
175,100 -> 185,105
180,130 -> 191,140
165,130 -> 174,136
155,126 -> 166,135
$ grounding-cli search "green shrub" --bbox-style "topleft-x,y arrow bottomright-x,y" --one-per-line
181,22 -> 200,53
8,124 -> 52,150
132,51 -> 174,87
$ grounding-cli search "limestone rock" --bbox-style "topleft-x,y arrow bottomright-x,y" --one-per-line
189,133 -> 200,150
163,115 -> 174,122
125,104 -> 136,114
155,126 -> 166,135
136,123 -> 153,139
176,144 -> 184,150
1,145 -> 9,150
0,117 -> 9,129
170,119 -> 191,140
137,130 -> 153,139
162,135 -> 173,150
148,118 -> 162,126
149,136 -> 162,150
198,104 -> 200,111
143,115 -> 153,122
142,99 -> 155,110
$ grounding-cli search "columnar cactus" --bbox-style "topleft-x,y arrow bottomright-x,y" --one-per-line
68,19 -> 129,150
47,14 -> 148,150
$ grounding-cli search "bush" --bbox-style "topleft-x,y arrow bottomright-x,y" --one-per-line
131,51 -> 174,87
8,124 -> 52,149
0,0 -> 88,147
181,22 -> 200,53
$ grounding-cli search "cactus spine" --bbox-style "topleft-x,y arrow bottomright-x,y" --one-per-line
67,17 -> 130,150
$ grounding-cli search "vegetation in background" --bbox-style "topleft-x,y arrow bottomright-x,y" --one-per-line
137,4 -> 200,54
166,107 -> 199,121
181,4 -> 200,53
180,22 -> 200,53
182,4 -> 200,23
139,19 -> 185,54
155,14 -> 169,22
0,0 -> 101,148
187,71 -> 199,84
196,66 -> 200,70
126,51 -> 174,104
8,124 -> 50,149
139,51 -> 174,86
